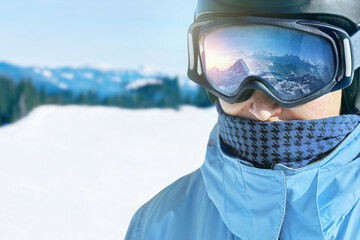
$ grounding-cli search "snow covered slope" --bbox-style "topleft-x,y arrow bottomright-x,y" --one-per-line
0,105 -> 217,240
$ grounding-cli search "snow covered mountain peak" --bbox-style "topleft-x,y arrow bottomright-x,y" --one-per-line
229,58 -> 249,74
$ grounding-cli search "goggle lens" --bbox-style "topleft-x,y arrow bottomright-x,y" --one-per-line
199,24 -> 335,100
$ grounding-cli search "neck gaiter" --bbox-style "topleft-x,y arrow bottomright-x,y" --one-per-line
216,101 -> 360,169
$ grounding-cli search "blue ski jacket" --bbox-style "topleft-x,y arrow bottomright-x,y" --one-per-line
125,123 -> 360,240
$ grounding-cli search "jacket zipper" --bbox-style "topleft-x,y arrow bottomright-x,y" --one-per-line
277,171 -> 287,240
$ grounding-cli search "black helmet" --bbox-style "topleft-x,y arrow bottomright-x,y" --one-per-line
191,0 -> 360,114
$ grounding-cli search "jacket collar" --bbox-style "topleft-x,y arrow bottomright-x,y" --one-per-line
201,122 -> 360,240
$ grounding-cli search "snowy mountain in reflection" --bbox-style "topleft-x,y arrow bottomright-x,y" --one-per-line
207,58 -> 249,94
206,52 -> 332,100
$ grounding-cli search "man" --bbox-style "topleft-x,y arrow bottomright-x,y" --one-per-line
126,0 -> 360,239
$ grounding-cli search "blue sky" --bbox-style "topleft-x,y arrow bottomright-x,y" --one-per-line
204,25 -> 334,67
0,0 -> 196,75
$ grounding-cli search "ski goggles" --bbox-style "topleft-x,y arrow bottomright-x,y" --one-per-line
187,17 -> 360,107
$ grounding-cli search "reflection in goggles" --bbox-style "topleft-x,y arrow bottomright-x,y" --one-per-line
199,25 -> 335,100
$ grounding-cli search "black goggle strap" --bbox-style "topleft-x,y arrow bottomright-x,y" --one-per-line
351,29 -> 360,70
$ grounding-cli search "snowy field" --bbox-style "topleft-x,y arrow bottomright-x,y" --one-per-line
0,105 -> 218,240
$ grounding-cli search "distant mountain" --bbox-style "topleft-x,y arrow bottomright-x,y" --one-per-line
207,58 -> 249,94
266,73 -> 324,100
252,52 -> 329,99
0,62 -> 200,99
254,52 -> 332,81
205,51 -> 330,99
0,62 -> 212,112
229,58 -> 249,74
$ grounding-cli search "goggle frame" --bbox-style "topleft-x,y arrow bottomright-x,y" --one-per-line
187,16 -> 354,108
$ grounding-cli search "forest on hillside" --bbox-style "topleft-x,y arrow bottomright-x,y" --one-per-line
0,76 -> 211,126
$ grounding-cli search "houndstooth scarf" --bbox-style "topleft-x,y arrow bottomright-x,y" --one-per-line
216,101 -> 360,169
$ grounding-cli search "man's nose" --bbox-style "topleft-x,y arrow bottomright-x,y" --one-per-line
248,90 -> 283,121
